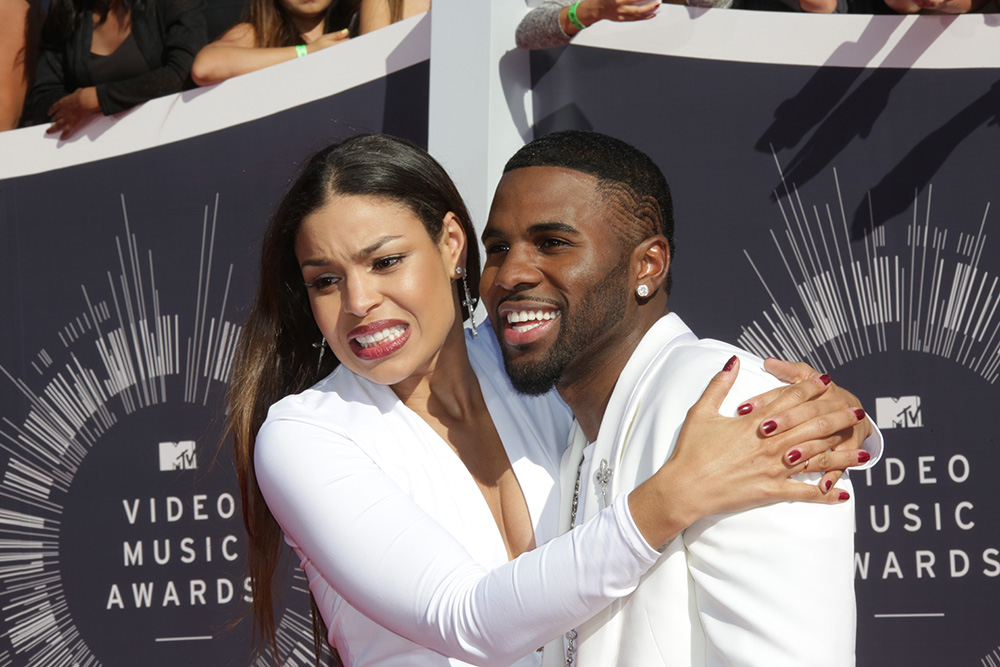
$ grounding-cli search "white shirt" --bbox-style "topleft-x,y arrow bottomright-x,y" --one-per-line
254,325 -> 660,666
544,313 -> 883,667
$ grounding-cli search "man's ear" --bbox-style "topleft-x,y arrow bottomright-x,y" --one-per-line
442,211 -> 468,272
632,235 -> 671,297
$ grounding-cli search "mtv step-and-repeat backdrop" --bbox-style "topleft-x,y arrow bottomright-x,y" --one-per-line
532,9 -> 998,666
0,3 -> 997,665
0,16 -> 430,666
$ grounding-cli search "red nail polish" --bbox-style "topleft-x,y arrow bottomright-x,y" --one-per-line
819,374 -> 832,385
839,491 -> 850,501
824,480 -> 833,491
737,403 -> 753,415
787,449 -> 801,464
858,450 -> 870,463
762,420 -> 777,435
723,355 -> 737,372
854,408 -> 866,421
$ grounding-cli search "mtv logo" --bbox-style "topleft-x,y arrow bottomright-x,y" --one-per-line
875,396 -> 922,429
159,441 -> 197,471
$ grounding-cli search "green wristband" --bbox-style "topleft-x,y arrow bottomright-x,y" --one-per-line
567,1 -> 587,31
296,44 -> 308,58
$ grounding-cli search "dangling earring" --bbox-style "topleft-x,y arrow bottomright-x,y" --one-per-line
455,267 -> 478,338
312,337 -> 327,372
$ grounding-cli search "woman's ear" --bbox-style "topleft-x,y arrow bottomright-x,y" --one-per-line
632,234 -> 671,297
442,211 -> 468,272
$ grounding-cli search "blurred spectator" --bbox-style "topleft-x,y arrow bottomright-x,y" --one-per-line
881,0 -> 993,11
517,1 -> 707,51
357,0 -> 428,34
203,0 -> 248,40
0,0 -> 43,131
732,0 -> 842,10
24,0 -> 206,138
191,0 -> 358,86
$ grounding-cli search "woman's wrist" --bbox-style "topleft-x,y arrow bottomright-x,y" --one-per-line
560,1 -> 595,36
627,462 -> 697,550
81,87 -> 100,113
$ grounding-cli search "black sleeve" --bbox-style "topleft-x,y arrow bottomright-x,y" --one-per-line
24,22 -> 75,124
95,0 -> 207,114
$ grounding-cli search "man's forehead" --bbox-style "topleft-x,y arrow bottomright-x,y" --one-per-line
487,166 -> 599,229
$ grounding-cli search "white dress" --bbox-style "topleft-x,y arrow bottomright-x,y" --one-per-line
254,325 -> 660,666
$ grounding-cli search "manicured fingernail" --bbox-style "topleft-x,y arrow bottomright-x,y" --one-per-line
787,449 -> 802,464
824,480 -> 833,491
839,491 -> 850,501
762,420 -> 777,435
723,355 -> 737,372
819,374 -> 832,385
737,403 -> 753,415
858,450 -> 870,463
854,408 -> 866,421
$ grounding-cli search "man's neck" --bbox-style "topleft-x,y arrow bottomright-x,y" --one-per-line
557,307 -> 668,442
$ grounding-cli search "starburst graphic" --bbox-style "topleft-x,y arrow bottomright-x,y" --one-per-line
738,156 -> 998,383
0,195 -> 318,665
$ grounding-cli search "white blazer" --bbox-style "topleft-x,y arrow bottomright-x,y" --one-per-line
543,313 -> 883,667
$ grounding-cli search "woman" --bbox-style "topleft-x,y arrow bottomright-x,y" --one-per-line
24,0 -> 206,138
231,134 -> 870,665
190,0 -> 357,86
357,0 -> 429,34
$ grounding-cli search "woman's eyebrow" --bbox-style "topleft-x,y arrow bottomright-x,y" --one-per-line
299,236 -> 403,269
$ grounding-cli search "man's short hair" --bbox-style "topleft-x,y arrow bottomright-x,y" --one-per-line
503,130 -> 675,295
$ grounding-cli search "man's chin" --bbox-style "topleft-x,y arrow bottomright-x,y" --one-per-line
501,355 -> 562,396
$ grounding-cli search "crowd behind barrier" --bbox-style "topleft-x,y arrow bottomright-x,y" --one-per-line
2,0 -> 428,135
3,0 -> 998,135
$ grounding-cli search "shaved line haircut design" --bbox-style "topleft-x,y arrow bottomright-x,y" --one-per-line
503,130 -> 675,295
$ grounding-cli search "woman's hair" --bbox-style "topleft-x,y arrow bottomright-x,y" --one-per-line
230,133 -> 478,661
387,0 -> 404,23
45,0 -> 149,40
247,0 -> 359,47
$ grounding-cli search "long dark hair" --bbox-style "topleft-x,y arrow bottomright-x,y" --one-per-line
247,0 -> 359,47
229,134 -> 478,662
45,0 -> 149,40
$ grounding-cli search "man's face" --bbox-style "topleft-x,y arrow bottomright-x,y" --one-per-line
481,166 -> 631,395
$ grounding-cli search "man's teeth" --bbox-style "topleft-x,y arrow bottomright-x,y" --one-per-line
506,310 -> 557,331
355,325 -> 406,348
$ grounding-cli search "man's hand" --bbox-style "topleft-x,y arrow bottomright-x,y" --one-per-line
47,87 -> 100,140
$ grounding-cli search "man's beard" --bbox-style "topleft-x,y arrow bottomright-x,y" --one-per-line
501,262 -> 628,396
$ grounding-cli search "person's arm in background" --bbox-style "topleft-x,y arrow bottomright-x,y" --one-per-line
93,0 -> 207,110
0,0 -> 42,130
191,22 -> 348,86
41,0 -> 208,139
516,0 -> 659,51
357,0 -> 430,35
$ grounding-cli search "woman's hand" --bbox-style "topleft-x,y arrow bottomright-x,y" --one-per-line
307,29 -> 350,54
757,357 -> 872,492
628,355 -> 866,550
47,87 -> 100,140
560,0 -> 661,36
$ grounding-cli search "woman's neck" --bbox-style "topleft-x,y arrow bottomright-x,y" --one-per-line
294,16 -> 326,43
390,321 -> 480,423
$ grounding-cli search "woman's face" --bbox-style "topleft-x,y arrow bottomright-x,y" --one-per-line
278,0 -> 334,21
295,194 -> 465,386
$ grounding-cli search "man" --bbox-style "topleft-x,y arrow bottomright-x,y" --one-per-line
480,130 -> 881,666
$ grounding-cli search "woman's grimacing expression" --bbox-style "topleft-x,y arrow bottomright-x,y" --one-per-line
295,194 -> 467,386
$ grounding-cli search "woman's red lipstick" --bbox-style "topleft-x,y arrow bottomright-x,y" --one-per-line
347,320 -> 410,360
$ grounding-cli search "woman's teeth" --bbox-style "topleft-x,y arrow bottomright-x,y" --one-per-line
355,324 -> 407,348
